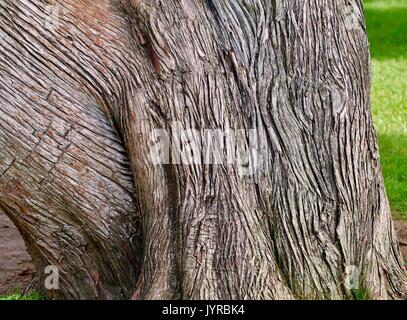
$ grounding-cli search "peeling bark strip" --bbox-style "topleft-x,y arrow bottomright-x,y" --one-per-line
0,0 -> 405,299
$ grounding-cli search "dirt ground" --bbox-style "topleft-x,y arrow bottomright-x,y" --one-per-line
0,211 -> 406,295
0,212 -> 34,295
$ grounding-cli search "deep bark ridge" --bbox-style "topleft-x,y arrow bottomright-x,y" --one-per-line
0,0 -> 405,299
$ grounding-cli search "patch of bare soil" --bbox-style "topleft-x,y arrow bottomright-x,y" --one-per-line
0,211 -> 34,295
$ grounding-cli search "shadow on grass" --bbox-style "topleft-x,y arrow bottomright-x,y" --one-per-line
365,6 -> 407,60
377,133 -> 407,219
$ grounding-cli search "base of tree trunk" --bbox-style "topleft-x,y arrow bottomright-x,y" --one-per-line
0,0 -> 405,300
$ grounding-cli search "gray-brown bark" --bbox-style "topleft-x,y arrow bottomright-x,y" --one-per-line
0,0 -> 405,300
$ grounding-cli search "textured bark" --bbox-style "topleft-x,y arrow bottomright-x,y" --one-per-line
0,0 -> 405,300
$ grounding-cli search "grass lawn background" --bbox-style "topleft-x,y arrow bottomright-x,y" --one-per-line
366,0 -> 407,219
0,0 -> 406,301
0,292 -> 43,301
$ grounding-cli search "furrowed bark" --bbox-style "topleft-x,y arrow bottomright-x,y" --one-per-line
0,0 -> 405,300
0,0 -> 142,299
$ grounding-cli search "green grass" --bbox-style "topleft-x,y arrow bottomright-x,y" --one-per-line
351,288 -> 370,300
366,0 -> 407,219
0,291 -> 44,301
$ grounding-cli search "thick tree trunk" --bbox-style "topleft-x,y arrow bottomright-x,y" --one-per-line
0,0 -> 405,299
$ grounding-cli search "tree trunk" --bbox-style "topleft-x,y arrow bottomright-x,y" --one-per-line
0,0 -> 405,300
